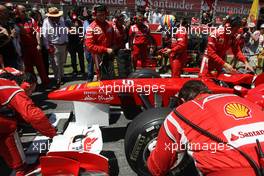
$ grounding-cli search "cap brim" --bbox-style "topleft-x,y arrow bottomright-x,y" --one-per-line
46,11 -> 63,17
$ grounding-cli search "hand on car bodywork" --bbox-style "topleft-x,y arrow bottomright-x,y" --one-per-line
244,61 -> 254,73
163,48 -> 172,55
223,62 -> 237,73
107,48 -> 113,54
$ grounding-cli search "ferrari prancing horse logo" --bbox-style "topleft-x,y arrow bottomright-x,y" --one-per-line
225,103 -> 251,120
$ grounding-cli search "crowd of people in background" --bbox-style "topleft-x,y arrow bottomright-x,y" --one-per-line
0,2 -> 264,91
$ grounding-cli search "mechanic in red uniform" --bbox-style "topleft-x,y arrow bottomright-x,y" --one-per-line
129,12 -> 153,69
85,4 -> 115,80
16,5 -> 50,85
0,67 -> 23,76
0,71 -> 56,176
163,20 -> 188,77
147,80 -> 264,176
200,15 -> 254,76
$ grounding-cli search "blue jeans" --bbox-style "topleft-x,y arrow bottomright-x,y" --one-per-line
85,50 -> 94,81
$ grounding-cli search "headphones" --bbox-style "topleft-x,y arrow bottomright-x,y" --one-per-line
20,81 -> 30,90
228,15 -> 242,28
92,4 -> 109,16
134,15 -> 144,24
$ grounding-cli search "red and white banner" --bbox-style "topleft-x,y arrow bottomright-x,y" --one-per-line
6,0 -> 261,16
62,0 -> 135,7
204,0 -> 215,10
134,0 -> 252,15
150,0 -> 252,15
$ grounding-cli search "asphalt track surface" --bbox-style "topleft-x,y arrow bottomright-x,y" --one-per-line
21,74 -> 137,176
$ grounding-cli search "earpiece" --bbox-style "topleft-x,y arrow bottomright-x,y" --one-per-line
92,11 -> 108,16
20,82 -> 30,90
92,4 -> 109,17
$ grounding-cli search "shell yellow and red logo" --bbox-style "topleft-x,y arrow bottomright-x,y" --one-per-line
85,81 -> 101,88
68,85 -> 76,91
225,103 -> 251,120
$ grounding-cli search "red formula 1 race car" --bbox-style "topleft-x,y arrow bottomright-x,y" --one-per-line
48,69 -> 264,175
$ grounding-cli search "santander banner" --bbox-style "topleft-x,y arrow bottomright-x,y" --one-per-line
62,0 -> 135,7
36,0 -> 262,16
144,0 -> 252,15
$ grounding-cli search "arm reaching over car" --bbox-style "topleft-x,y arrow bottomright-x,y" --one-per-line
9,92 -> 56,138
200,15 -> 254,76
0,71 -> 56,175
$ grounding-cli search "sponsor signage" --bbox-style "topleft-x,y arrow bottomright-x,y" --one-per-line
224,103 -> 251,120
223,122 -> 264,148
145,0 -> 251,15
62,0 -> 135,7
8,0 -> 261,16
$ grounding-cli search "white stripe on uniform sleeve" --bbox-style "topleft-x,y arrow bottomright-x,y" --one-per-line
167,113 -> 188,145
1,89 -> 23,106
0,85 -> 21,90
164,119 -> 177,142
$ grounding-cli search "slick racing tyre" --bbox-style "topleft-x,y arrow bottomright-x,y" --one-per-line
100,54 -> 115,80
121,69 -> 161,120
124,108 -> 171,175
117,49 -> 132,79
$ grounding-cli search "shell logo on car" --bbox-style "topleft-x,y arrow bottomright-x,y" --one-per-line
225,103 -> 251,120
86,81 -> 101,88
68,85 -> 76,91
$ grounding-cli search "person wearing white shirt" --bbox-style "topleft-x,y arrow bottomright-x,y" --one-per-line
152,8 -> 162,24
144,7 -> 153,24
42,7 -> 68,87
257,24 -> 264,71
240,23 -> 264,71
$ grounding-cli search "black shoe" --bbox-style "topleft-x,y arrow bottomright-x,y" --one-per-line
72,71 -> 78,77
61,77 -> 67,83
87,77 -> 94,82
81,73 -> 86,78
55,80 -> 61,88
